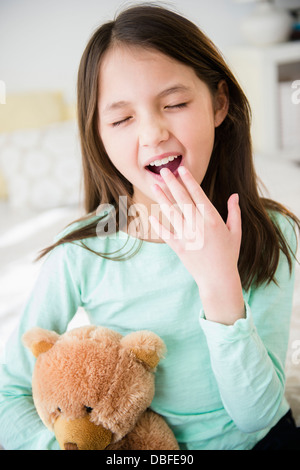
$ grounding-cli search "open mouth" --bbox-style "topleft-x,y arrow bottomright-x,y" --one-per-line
145,155 -> 182,175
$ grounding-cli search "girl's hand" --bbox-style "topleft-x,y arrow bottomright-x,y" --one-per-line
149,166 -> 245,325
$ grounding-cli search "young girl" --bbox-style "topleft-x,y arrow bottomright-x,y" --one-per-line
0,5 -> 299,450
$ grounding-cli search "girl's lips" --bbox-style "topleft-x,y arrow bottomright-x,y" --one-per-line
145,155 -> 183,180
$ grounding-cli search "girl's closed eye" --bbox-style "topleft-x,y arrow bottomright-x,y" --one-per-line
111,103 -> 187,127
112,116 -> 133,127
165,102 -> 188,110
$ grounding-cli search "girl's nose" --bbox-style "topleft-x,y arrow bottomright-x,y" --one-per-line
138,115 -> 169,147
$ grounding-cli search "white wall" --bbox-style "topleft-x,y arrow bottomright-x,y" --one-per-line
0,0 -> 273,102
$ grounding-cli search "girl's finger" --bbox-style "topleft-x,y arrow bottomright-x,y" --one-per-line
160,167 -> 204,229
226,193 -> 242,243
162,166 -> 215,224
148,215 -> 177,250
177,166 -> 214,217
150,184 -> 185,233
160,167 -> 193,211
150,181 -> 173,206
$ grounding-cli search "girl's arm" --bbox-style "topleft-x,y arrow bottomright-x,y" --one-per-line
149,166 -> 297,432
198,246 -> 296,433
149,166 -> 244,326
0,243 -> 81,450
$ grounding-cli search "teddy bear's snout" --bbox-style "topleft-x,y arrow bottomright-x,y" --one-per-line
54,415 -> 113,450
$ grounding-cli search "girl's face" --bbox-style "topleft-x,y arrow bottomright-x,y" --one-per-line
98,45 -> 228,209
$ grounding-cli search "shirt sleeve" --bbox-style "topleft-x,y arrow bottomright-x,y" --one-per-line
0,243 -> 81,450
199,215 -> 298,433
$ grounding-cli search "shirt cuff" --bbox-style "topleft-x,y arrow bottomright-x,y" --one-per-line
199,302 -> 256,343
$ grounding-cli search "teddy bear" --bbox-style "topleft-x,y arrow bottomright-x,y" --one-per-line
23,325 -> 179,450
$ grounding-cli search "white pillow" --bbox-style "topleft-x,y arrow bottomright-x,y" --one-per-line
0,121 -> 82,210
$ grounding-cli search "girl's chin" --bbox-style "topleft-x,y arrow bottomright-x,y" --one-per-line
132,187 -> 173,209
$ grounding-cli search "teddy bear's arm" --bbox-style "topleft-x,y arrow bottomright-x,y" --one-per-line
107,410 -> 179,450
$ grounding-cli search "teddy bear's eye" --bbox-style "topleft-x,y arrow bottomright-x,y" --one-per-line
85,406 -> 93,414
57,407 -> 62,413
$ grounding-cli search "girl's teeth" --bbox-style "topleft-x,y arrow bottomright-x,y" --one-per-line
149,155 -> 179,167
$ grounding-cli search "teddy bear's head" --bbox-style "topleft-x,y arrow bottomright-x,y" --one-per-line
23,325 -> 166,450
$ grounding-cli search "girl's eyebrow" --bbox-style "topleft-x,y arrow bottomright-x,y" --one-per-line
158,84 -> 192,98
102,84 -> 192,115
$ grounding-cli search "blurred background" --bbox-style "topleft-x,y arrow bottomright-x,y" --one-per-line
0,0 -> 300,429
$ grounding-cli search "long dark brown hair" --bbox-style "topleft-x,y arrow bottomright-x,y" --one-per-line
39,4 -> 299,290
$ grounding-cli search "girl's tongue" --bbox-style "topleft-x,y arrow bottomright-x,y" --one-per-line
146,155 -> 182,174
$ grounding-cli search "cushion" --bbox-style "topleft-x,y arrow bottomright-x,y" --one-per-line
0,91 -> 67,133
0,121 -> 82,210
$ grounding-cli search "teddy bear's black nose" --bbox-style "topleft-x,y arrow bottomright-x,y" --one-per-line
64,442 -> 79,450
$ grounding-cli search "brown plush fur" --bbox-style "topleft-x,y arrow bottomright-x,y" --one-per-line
23,326 -> 179,450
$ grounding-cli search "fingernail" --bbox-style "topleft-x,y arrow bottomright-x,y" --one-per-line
160,168 -> 170,178
234,194 -> 239,204
178,166 -> 187,175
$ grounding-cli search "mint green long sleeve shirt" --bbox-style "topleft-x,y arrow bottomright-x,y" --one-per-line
0,212 -> 297,450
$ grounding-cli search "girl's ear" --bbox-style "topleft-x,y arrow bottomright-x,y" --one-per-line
214,80 -> 229,128
22,327 -> 60,358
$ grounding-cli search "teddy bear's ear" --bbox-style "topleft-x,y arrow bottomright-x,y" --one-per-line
120,330 -> 166,369
22,327 -> 60,358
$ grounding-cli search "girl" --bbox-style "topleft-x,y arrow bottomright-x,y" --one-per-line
0,4 -> 299,450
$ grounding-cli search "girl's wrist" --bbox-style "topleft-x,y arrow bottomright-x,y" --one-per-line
197,273 -> 245,326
